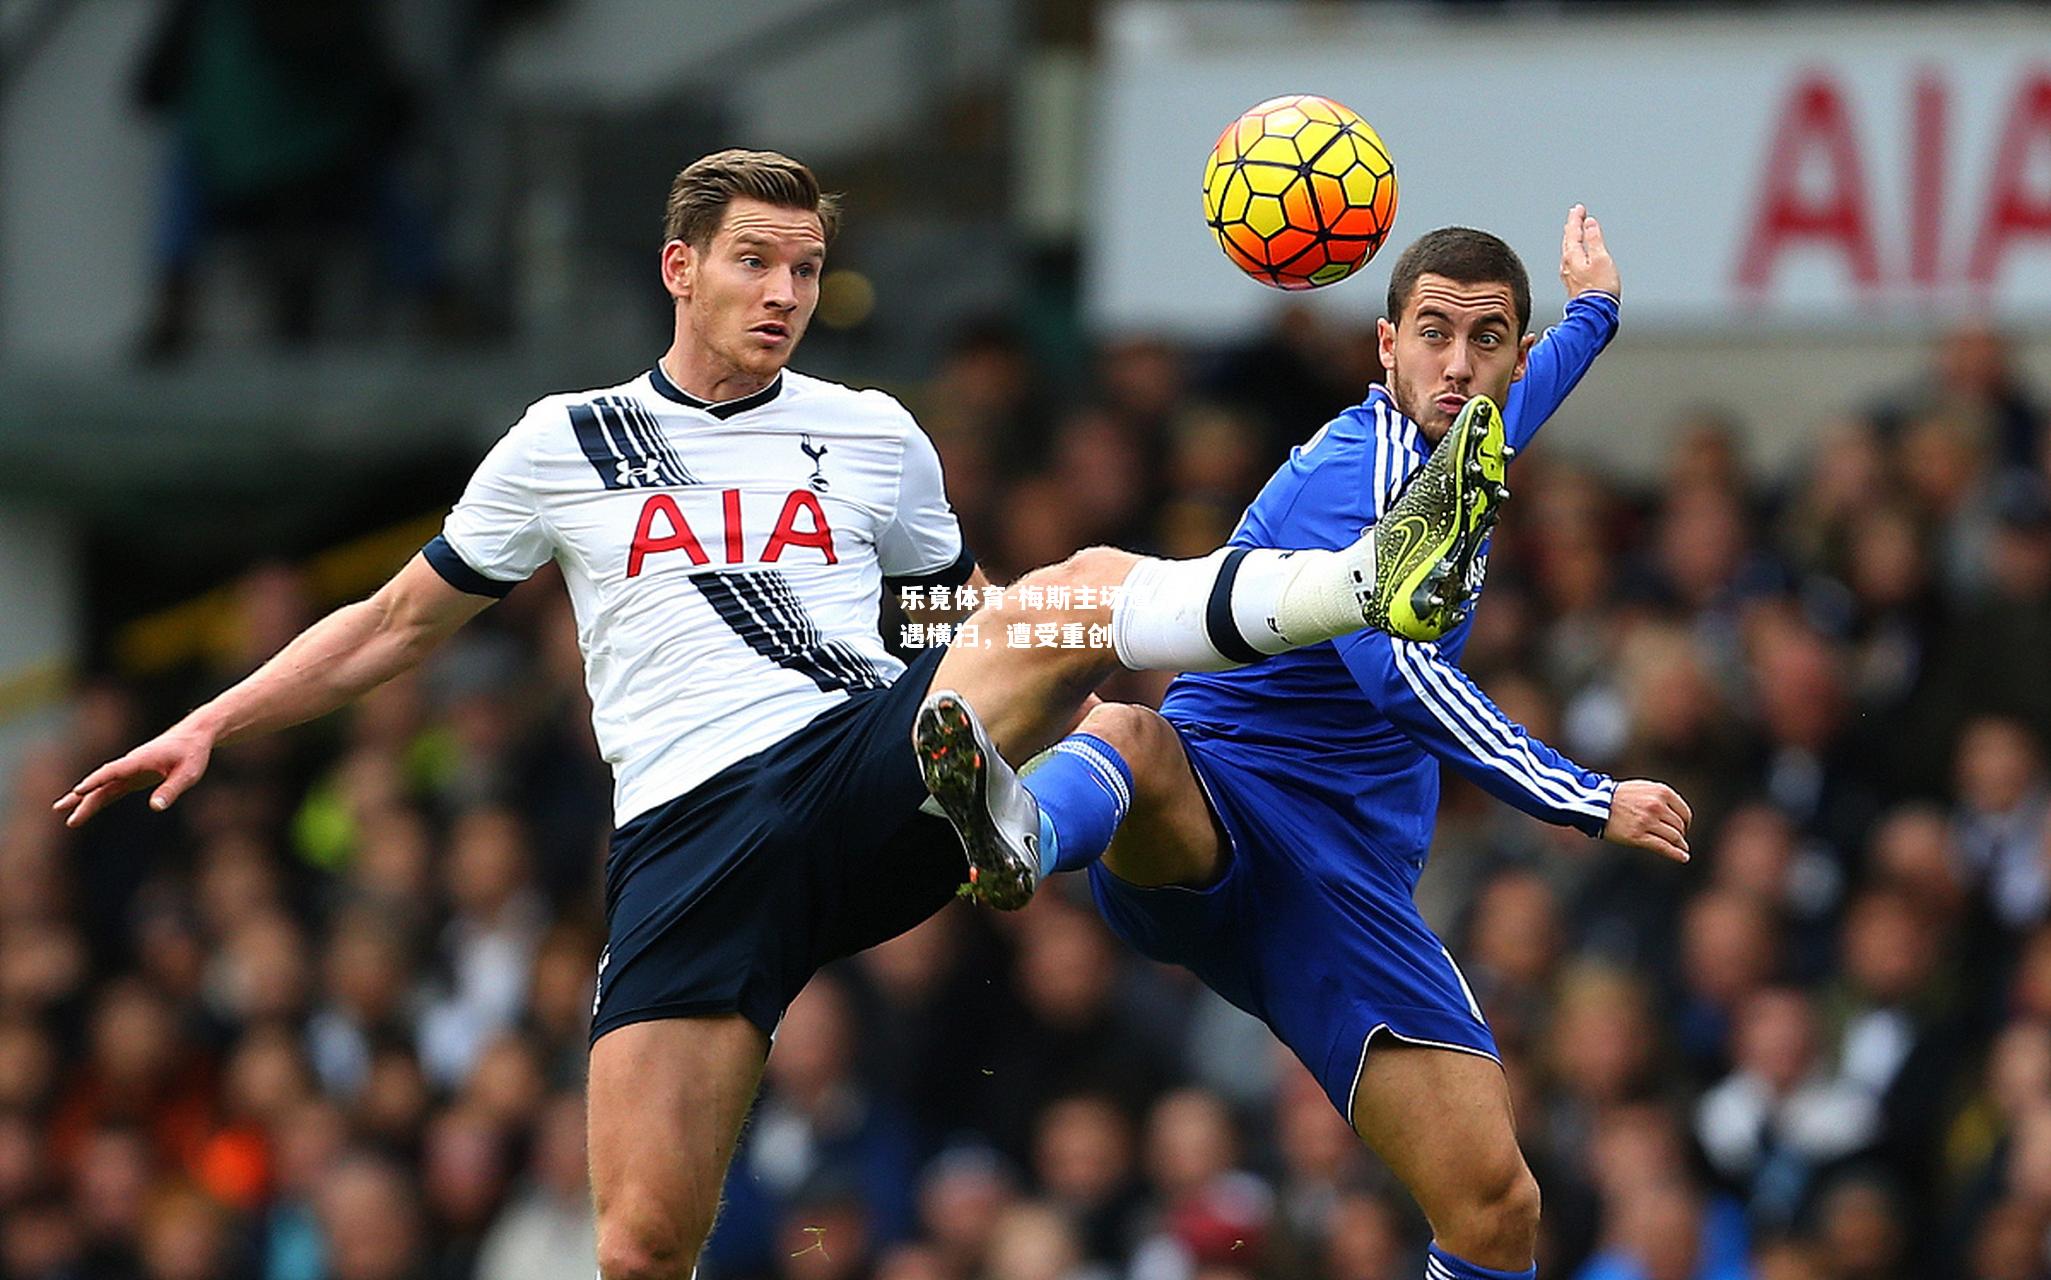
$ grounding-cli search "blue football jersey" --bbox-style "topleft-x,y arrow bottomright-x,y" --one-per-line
1160,292 -> 1622,880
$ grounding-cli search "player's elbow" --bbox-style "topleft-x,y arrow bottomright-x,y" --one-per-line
364,588 -> 459,670
369,558 -> 489,662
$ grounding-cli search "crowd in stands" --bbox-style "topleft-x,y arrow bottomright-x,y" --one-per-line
4,311 -> 2049,1280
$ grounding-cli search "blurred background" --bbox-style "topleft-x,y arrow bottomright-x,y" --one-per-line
4,0 -> 2051,1277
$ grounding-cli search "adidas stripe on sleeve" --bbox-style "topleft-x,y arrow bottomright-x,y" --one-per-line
1336,629 -> 1617,835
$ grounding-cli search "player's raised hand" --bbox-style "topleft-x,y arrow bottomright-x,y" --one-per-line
1560,204 -> 1621,301
52,723 -> 214,828
1601,778 -> 1692,862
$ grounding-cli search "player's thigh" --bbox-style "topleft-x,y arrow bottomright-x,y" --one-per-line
930,545 -> 1142,760
1349,1040 -> 1535,1233
1081,703 -> 1228,889
588,1013 -> 770,1278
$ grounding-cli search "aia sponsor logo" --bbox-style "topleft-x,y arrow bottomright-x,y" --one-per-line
627,489 -> 837,578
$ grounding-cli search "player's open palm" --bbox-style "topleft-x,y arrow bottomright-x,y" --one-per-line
53,726 -> 213,828
1561,204 -> 1620,300
1602,779 -> 1692,862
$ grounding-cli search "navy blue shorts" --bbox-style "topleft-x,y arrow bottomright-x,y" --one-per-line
591,647 -> 962,1043
1087,720 -> 1499,1126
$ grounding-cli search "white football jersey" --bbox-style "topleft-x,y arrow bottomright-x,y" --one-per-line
425,364 -> 971,824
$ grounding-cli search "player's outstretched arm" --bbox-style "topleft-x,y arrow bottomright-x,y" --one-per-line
1336,631 -> 1692,861
54,554 -> 493,827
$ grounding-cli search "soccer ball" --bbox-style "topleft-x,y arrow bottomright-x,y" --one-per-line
1201,94 -> 1398,290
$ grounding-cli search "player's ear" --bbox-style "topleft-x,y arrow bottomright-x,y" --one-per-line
1510,331 -> 1537,382
661,240 -> 694,301
1376,317 -> 1397,375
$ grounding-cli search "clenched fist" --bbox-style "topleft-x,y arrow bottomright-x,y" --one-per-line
1602,779 -> 1692,862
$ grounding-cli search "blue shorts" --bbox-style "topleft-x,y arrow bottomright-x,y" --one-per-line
1088,720 -> 1499,1124
592,647 -> 962,1043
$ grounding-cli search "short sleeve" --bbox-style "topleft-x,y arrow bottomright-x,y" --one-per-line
878,417 -> 974,587
426,406 -> 555,598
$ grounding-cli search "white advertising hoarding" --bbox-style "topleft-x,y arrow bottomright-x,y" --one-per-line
1086,3 -> 2051,335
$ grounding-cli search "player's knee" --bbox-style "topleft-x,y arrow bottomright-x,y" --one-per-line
1055,544 -> 1133,590
1009,545 -> 1132,609
1077,703 -> 1180,799
1444,1162 -> 1541,1259
596,1204 -> 706,1280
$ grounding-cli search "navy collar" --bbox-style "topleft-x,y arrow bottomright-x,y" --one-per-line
649,364 -> 785,419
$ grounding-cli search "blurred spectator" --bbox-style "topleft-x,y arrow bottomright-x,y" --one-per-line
49,981 -> 215,1175
305,909 -> 416,1098
132,0 -> 447,358
418,807 -> 546,1089
139,1183 -> 236,1280
316,1153 -> 427,1280
1132,1089 -> 1272,1280
1675,890 -> 1784,1081
418,1106 -> 510,1280
1696,988 -> 1879,1227
1810,1175 -> 1909,1280
1031,1094 -> 1144,1266
1574,1178 -> 1749,1280
979,900 -> 1177,1156
1821,888 -> 1961,1205
981,1202 -> 1096,1280
916,1145 -> 1020,1280
474,1093 -> 595,1280
1929,474 -> 2051,741
708,975 -> 919,1276
1464,869 -> 1565,1046
1318,1191 -> 1410,1280
1952,718 -> 2051,932
1744,616 -> 1877,862
1876,321 -> 2046,471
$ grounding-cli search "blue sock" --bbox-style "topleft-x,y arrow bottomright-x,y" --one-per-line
1425,1244 -> 1535,1280
1022,733 -> 1133,877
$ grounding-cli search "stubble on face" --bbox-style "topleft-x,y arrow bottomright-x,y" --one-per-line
1383,276 -> 1525,442
675,198 -> 826,396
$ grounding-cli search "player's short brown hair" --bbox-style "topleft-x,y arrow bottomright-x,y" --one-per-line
1386,227 -> 1531,333
663,149 -> 840,250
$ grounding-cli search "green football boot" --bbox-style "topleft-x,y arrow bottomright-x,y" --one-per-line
1362,394 -> 1512,642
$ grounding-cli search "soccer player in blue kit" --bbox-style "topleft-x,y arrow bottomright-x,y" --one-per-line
918,207 -> 1694,1280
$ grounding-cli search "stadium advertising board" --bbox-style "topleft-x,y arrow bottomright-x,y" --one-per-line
1086,3 -> 2051,334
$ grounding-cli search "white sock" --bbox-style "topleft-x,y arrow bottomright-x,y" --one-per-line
1109,542 -> 1376,672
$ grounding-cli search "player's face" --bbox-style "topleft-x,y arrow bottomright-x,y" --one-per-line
1377,274 -> 1537,441
665,196 -> 825,386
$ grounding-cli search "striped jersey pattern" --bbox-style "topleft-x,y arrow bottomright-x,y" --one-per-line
428,365 -> 971,824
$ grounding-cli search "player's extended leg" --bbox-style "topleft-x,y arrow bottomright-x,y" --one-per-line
1351,1043 -> 1541,1278
588,1015 -> 769,1280
933,391 -> 1511,757
912,693 -> 1227,907
920,394 -> 1510,907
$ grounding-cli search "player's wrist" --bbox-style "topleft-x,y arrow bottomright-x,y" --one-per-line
179,704 -> 231,749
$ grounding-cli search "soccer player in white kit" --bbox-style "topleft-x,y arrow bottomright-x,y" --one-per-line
56,150 -> 1511,1279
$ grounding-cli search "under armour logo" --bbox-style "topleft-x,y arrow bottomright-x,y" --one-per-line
616,459 -> 663,487
801,436 -> 829,491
